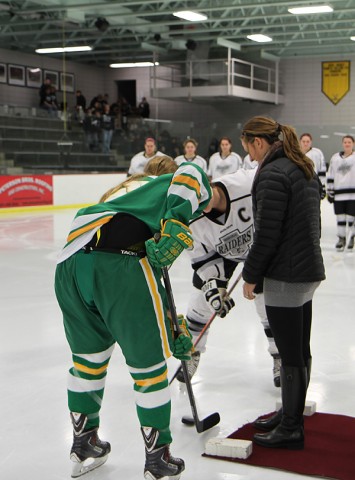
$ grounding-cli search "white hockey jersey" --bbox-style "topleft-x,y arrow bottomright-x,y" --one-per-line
243,154 -> 258,170
327,151 -> 355,201
128,150 -> 165,175
305,147 -> 327,185
189,169 -> 256,282
174,155 -> 208,173
207,151 -> 243,180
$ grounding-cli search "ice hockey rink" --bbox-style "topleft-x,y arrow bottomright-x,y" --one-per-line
1,199 -> 355,480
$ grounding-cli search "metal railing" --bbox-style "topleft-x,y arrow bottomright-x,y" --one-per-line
150,56 -> 280,97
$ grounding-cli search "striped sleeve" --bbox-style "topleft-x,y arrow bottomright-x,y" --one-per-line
165,163 -> 211,222
57,211 -> 116,263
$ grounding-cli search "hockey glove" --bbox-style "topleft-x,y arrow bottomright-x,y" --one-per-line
202,278 -> 235,318
320,185 -> 326,200
145,219 -> 193,268
173,315 -> 193,361
327,192 -> 334,204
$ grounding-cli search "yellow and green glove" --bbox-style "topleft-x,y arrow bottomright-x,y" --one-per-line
145,219 -> 193,267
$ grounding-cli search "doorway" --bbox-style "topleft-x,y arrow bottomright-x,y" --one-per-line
116,80 -> 137,108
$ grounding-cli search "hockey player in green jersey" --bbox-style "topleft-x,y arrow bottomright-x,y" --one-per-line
55,156 -> 212,479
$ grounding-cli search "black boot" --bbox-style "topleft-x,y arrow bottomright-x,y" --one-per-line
253,366 -> 307,449
306,357 -> 312,388
253,409 -> 282,431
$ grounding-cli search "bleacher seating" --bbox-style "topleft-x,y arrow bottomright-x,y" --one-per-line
0,111 -> 130,174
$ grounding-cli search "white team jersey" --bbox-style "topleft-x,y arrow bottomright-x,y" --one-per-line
305,147 -> 327,185
243,154 -> 258,170
189,169 -> 256,282
174,155 -> 208,173
327,151 -> 355,201
128,150 -> 165,175
207,151 -> 243,180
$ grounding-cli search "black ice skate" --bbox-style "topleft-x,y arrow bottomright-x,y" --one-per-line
335,236 -> 346,251
176,351 -> 200,383
141,426 -> 185,480
347,236 -> 354,250
70,412 -> 111,478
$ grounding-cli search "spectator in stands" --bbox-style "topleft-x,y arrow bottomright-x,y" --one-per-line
40,85 -> 58,118
174,138 -> 207,173
128,137 -> 165,176
207,137 -> 219,158
83,108 -> 101,152
39,77 -> 51,106
110,99 -> 123,131
101,104 -> 115,154
75,90 -> 86,122
89,94 -> 105,113
121,97 -> 131,131
138,97 -> 150,118
208,137 -> 243,180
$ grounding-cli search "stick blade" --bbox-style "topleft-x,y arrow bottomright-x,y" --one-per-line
196,412 -> 220,433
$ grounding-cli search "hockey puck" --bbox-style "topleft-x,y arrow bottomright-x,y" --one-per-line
181,415 -> 195,426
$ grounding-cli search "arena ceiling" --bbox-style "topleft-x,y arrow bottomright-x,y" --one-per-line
0,0 -> 355,66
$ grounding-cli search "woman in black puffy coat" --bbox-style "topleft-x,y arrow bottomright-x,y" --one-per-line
240,116 -> 325,450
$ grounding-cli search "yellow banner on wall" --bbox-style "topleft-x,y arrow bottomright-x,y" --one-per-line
322,61 -> 350,105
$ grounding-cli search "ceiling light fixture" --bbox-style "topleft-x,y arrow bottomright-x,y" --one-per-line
173,11 -> 207,21
351,36 -> 355,41
110,62 -> 159,68
247,34 -> 272,43
288,6 -> 333,14
36,46 -> 92,53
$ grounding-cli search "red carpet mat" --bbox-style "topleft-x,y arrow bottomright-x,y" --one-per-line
203,412 -> 355,480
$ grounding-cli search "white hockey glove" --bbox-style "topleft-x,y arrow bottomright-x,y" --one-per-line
202,278 -> 235,318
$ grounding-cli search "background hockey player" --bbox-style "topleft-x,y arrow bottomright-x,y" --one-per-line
174,138 -> 208,173
207,136 -> 243,180
128,137 -> 165,176
326,134 -> 355,251
177,169 -> 281,387
55,157 -> 211,479
299,133 -> 327,199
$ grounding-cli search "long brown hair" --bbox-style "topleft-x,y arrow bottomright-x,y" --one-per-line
241,116 -> 314,180
99,155 -> 177,202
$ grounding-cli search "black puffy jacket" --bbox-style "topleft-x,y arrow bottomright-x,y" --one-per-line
242,146 -> 325,285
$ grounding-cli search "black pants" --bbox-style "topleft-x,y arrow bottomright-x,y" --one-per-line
265,301 -> 312,367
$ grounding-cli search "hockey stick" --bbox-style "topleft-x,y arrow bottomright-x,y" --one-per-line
169,271 -> 243,385
161,265 -> 220,433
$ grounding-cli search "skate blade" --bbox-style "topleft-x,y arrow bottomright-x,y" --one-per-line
71,454 -> 108,478
144,472 -> 181,480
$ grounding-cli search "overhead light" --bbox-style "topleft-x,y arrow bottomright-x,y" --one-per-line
110,62 -> 159,68
288,6 -> 333,14
247,34 -> 273,43
173,11 -> 207,21
351,37 -> 355,41
36,46 -> 92,53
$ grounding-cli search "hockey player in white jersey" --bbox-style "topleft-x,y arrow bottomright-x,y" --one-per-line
243,153 -> 258,170
174,138 -> 208,173
177,169 -> 281,386
207,137 -> 243,180
327,135 -> 355,251
299,133 -> 327,198
128,137 -> 165,176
